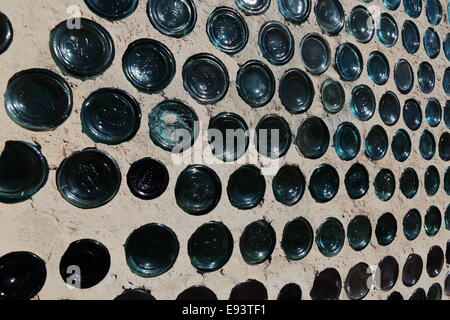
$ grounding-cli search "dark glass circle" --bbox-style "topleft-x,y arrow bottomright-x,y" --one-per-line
383,0 -> 400,10
125,223 -> 179,277
85,0 -> 138,20
445,34 -> 450,62
347,5 -> 374,43
255,114 -> 291,159
379,91 -> 400,126
445,204 -> 450,229
0,141 -> 49,204
0,251 -> 46,300
377,256 -> 399,291
367,51 -> 389,85
445,168 -> 450,196
0,11 -> 13,54
444,67 -> 450,95
258,21 -> 294,65
147,0 -> 197,38
424,205 -> 441,237
177,286 -> 217,300
277,0 -> 311,24
387,291 -> 403,300
281,217 -> 313,260
446,272 -> 450,296
417,61 -> 435,94
4,68 -> 73,131
403,209 -> 421,240
123,38 -> 175,93
403,0 -> 422,18
316,217 -> 345,257
310,268 -> 342,300
419,130 -> 436,160
182,53 -> 229,104
148,99 -> 198,152
175,165 -> 221,216
208,112 -> 249,162
56,148 -> 121,209
399,167 -> 419,199
206,6 -> 248,55
347,215 -> 371,251
50,18 -> 114,78
279,68 -> 314,113
426,245 -> 444,278
277,283 -> 302,300
439,132 -> 450,161
81,88 -> 141,145
424,165 -> 439,196
335,43 -> 363,81
59,239 -> 110,289
300,33 -> 331,75
114,288 -> 156,300
344,262 -> 372,300
394,59 -> 414,94
402,253 -> 423,287
188,221 -> 233,272
409,288 -> 426,300
320,79 -> 345,113
239,219 -> 276,265
309,164 -> 339,203
227,165 -> 266,210
425,98 -> 441,127
236,0 -> 270,15
424,27 -> 440,59
314,0 -> 344,35
127,157 -> 169,200
426,0 -> 442,25
236,60 -> 275,108
403,99 -> 422,130
273,165 -> 305,206
377,13 -> 398,47
345,163 -> 369,200
350,84 -> 376,121
365,125 -> 388,161
402,20 -> 420,54
374,169 -> 395,201
427,283 -> 442,300
335,121 -> 363,160
391,129 -> 411,162
375,212 -> 397,246
229,279 -> 267,300
296,116 -> 329,159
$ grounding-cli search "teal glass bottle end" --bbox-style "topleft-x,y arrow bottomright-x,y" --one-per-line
148,99 -> 198,152
175,165 -> 221,216
125,223 -> 179,277
56,148 -> 121,209
281,217 -> 313,260
227,165 -> 266,210
239,220 -> 276,265
308,164 -> 339,203
347,215 -> 371,251
81,88 -> 141,145
0,141 -> 49,204
272,165 -> 305,206
85,0 -> 138,21
147,0 -> 197,38
188,221 -> 233,272
320,79 -> 345,113
316,217 -> 345,257
375,212 -> 397,246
